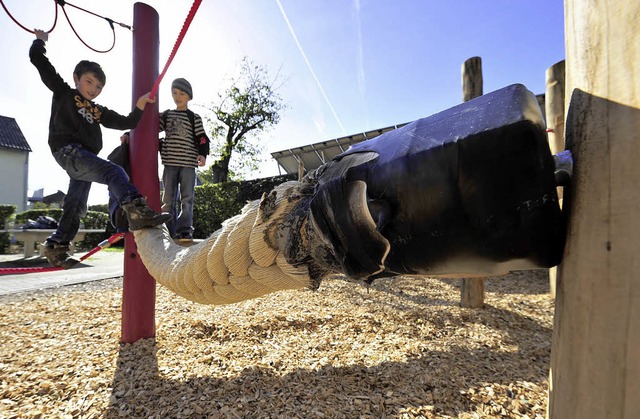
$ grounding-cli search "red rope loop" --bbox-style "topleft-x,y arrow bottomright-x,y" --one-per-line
0,0 -> 58,33
0,0 -> 131,53
60,2 -> 116,54
150,0 -> 203,100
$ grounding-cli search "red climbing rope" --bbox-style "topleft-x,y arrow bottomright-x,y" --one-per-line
149,0 -> 203,100
0,232 -> 125,275
0,0 -> 58,34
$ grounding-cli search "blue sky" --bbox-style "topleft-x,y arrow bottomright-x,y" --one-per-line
0,0 -> 565,205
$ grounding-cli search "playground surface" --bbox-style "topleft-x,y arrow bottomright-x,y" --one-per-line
0,267 -> 553,417
0,250 -> 124,296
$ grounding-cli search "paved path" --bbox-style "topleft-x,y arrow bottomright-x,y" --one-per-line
0,251 -> 124,296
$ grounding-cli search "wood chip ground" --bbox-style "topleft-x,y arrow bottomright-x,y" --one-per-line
0,269 -> 553,418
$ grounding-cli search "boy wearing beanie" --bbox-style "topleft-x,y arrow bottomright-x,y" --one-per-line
158,78 -> 210,241
119,78 -> 210,241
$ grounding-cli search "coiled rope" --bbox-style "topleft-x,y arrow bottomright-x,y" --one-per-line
134,182 -> 314,305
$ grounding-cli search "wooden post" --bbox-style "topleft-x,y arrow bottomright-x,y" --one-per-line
545,60 -> 566,299
462,57 -> 483,102
548,1 -> 640,417
460,56 -> 484,308
298,158 -> 304,181
545,60 -> 566,156
121,2 -> 160,343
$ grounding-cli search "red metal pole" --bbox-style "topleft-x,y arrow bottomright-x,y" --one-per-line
121,2 -> 160,343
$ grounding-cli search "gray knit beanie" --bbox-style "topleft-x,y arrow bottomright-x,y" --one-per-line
171,78 -> 193,99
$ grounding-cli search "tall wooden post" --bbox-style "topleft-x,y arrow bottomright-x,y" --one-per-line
545,60 -> 565,298
462,57 -> 483,102
460,56 -> 484,308
548,1 -> 640,417
545,60 -> 566,157
298,159 -> 304,181
121,2 -> 160,343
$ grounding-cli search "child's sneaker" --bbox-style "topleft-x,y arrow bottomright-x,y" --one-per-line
122,197 -> 172,230
43,242 -> 80,269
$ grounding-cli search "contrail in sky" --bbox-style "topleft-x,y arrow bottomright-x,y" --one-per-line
275,0 -> 347,134
354,0 -> 365,97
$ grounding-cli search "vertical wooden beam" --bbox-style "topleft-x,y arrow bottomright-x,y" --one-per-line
462,57 -> 483,102
545,60 -> 566,157
545,60 -> 566,299
548,1 -> 640,417
298,158 -> 304,181
121,2 -> 160,343
460,56 -> 484,308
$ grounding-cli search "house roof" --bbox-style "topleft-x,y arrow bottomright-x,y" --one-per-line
271,122 -> 409,175
0,115 -> 32,152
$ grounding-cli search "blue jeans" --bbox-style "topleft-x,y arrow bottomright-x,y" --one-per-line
162,166 -> 196,236
49,144 -> 140,244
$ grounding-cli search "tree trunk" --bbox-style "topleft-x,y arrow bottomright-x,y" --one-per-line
210,157 -> 231,184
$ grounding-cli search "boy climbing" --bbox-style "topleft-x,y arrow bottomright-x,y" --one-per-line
30,29 -> 172,268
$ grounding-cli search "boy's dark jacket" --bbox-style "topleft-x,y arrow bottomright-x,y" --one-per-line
29,39 -> 143,155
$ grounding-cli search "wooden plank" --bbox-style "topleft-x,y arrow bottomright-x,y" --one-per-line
548,1 -> 640,417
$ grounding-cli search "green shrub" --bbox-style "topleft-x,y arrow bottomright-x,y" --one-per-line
193,182 -> 243,238
0,204 -> 16,254
14,209 -> 108,230
237,174 -> 296,203
13,208 -> 110,250
89,203 -> 108,213
15,209 -> 63,226
192,174 -> 297,239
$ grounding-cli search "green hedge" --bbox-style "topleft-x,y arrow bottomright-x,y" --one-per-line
193,182 -> 243,238
192,174 -> 296,239
14,209 -> 108,230
12,209 -> 110,250
0,204 -> 16,253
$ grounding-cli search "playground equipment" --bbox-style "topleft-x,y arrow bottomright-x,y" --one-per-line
5,2 -> 637,416
134,83 -> 569,305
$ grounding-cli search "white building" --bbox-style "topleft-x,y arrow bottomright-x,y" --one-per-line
0,115 -> 31,212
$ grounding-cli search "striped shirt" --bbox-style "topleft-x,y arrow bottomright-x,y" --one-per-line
159,109 -> 207,168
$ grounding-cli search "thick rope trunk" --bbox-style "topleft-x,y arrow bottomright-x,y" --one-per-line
134,181 -> 315,305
